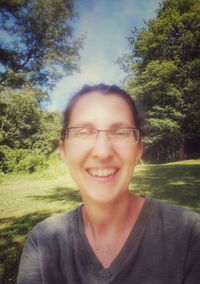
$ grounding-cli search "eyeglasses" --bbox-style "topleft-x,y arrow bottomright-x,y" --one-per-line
65,127 -> 139,146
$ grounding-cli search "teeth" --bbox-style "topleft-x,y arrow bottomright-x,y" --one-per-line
88,168 -> 117,177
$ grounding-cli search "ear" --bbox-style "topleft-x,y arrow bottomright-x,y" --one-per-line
136,141 -> 144,164
58,139 -> 65,160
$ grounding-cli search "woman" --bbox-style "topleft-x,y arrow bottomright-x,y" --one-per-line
18,84 -> 200,283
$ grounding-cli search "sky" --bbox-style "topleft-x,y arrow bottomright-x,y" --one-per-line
48,0 -> 161,111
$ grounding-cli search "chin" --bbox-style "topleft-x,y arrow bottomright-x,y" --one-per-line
81,185 -> 128,205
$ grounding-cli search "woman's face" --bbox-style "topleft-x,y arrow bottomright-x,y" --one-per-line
60,91 -> 143,204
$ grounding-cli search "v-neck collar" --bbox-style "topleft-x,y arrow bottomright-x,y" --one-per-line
75,197 -> 153,279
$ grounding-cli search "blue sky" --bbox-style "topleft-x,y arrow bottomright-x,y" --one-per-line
48,0 -> 161,111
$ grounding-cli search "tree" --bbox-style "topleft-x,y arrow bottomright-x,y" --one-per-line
119,0 -> 200,162
0,87 -> 44,149
0,87 -> 61,151
0,0 -> 83,173
0,87 -> 62,173
32,110 -> 62,155
0,0 -> 83,90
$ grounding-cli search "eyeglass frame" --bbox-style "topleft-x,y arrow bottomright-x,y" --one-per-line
64,127 -> 140,145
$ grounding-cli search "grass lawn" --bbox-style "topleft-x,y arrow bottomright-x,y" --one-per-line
0,159 -> 200,284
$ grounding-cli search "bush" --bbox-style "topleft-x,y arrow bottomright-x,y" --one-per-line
0,146 -> 48,173
16,152 -> 48,173
0,145 -> 13,173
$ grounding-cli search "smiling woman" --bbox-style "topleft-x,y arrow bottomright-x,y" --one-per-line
59,86 -> 143,207
17,84 -> 200,284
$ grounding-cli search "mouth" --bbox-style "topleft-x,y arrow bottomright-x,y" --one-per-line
86,168 -> 118,178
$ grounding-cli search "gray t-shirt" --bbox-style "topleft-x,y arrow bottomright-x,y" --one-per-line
17,198 -> 200,283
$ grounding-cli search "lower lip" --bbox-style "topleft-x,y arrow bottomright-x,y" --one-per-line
85,170 -> 119,183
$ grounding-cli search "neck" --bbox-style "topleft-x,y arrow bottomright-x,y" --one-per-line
81,193 -> 145,268
81,193 -> 144,235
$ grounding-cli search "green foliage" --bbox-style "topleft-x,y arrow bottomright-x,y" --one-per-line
120,0 -> 200,162
0,145 -> 12,173
0,0 -> 83,90
32,111 -> 62,155
15,151 -> 47,173
0,145 -> 47,173
0,87 -> 42,149
0,0 -> 78,173
0,87 -> 62,162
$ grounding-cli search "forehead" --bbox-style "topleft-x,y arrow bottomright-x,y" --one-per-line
69,91 -> 135,126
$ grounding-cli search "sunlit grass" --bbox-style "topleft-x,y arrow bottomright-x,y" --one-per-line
131,159 -> 200,212
0,159 -> 200,283
163,159 -> 200,165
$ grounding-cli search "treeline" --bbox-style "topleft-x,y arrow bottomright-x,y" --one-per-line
0,0 -> 82,173
119,0 -> 200,162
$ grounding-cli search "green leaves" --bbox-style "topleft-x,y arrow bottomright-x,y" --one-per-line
0,87 -> 61,152
0,0 -> 83,173
0,86 -> 62,173
0,0 -> 83,89
121,0 -> 200,162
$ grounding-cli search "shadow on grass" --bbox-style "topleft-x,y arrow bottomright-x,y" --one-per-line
28,186 -> 82,205
0,212 -> 50,284
0,186 -> 82,284
131,164 -> 200,213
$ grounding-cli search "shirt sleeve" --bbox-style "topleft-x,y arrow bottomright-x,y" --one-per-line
17,226 -> 42,284
183,219 -> 200,284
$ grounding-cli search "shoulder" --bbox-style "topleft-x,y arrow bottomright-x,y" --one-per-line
30,208 -> 79,239
149,198 -> 200,234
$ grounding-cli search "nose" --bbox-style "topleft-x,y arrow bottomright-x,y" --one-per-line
91,130 -> 114,160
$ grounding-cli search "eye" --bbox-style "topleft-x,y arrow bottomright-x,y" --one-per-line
73,128 -> 96,137
110,128 -> 131,137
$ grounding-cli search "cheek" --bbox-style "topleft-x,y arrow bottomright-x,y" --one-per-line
64,145 -> 89,168
120,145 -> 141,164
